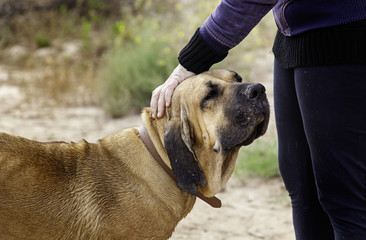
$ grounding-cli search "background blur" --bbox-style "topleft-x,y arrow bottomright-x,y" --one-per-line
0,0 -> 278,181
0,1 -> 295,239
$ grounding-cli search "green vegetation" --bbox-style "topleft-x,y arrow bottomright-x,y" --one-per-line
97,1 -> 218,117
98,20 -> 178,117
35,35 -> 52,48
235,139 -> 280,181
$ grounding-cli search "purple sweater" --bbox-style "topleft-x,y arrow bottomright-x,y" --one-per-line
178,0 -> 366,73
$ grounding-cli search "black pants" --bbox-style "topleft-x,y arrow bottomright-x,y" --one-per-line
274,61 -> 366,240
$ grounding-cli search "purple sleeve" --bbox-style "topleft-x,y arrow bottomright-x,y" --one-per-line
178,0 -> 278,74
201,0 -> 278,53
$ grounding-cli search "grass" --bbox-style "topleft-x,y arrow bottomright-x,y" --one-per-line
234,138 -> 280,181
35,35 -> 52,48
98,41 -> 178,117
98,19 -> 179,117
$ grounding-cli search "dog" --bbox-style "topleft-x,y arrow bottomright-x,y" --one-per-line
0,69 -> 269,239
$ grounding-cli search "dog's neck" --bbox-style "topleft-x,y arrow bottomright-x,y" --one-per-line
139,108 -> 222,208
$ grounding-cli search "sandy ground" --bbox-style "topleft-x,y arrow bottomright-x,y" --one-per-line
0,66 -> 295,240
171,177 -> 294,240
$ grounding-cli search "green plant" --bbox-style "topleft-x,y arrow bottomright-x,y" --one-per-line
35,35 -> 51,48
88,0 -> 104,10
98,26 -> 178,117
59,4 -> 68,14
234,139 -> 279,180
81,20 -> 91,50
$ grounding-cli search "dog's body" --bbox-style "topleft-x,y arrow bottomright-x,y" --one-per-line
0,70 -> 269,239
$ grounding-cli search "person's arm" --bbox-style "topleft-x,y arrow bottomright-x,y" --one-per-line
151,0 -> 277,119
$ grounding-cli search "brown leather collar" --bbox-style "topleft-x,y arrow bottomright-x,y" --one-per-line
138,126 -> 222,208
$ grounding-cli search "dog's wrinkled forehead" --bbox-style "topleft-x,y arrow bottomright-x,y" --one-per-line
203,69 -> 242,83
170,69 -> 243,113
195,70 -> 242,110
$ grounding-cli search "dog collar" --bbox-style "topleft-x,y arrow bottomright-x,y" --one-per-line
138,126 -> 222,208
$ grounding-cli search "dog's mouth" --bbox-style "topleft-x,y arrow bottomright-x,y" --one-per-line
225,108 -> 269,151
241,99 -> 270,147
241,114 -> 268,146
220,117 -> 267,153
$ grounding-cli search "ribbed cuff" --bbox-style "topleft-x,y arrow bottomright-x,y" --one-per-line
178,28 -> 228,74
273,20 -> 366,69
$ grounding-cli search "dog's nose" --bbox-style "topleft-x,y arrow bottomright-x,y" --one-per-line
245,83 -> 266,99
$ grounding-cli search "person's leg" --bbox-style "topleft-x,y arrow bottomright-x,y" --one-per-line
294,64 -> 366,240
274,60 -> 334,240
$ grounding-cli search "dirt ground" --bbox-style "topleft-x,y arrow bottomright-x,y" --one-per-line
0,65 -> 295,240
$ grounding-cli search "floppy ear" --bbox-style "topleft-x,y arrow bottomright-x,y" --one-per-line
164,108 -> 206,195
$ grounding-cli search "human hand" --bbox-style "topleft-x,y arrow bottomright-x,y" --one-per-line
150,64 -> 195,119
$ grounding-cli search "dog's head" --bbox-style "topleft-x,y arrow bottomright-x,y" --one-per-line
164,69 -> 270,197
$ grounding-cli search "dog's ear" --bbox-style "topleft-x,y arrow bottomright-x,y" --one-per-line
164,107 -> 206,195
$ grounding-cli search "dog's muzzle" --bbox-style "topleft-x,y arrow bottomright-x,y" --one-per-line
220,83 -> 270,151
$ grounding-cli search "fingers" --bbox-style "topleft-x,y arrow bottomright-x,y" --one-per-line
164,78 -> 180,108
150,64 -> 195,119
157,85 -> 167,118
150,85 -> 163,119
150,78 -> 179,119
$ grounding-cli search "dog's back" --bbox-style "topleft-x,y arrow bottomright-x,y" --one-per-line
0,130 -> 189,239
0,133 -> 103,239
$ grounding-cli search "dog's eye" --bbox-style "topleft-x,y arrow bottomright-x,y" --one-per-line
200,82 -> 220,109
205,88 -> 218,101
